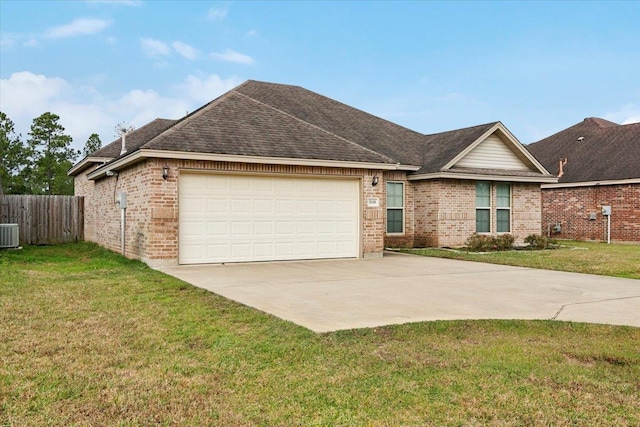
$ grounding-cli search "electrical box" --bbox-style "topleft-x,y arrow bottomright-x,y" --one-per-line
601,205 -> 611,216
117,192 -> 127,209
589,213 -> 597,220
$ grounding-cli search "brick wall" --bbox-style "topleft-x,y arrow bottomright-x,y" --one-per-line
541,183 -> 640,242
75,161 -> 153,260
383,171 -> 415,248
384,179 -> 542,248
76,158 -> 387,265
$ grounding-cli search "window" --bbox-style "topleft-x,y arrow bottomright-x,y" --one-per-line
386,182 -> 404,233
475,182 -> 491,233
496,183 -> 511,233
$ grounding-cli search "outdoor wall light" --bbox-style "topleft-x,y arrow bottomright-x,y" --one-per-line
372,175 -> 379,186
162,164 -> 169,180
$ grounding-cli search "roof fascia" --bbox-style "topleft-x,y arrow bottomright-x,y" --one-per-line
407,171 -> 559,183
86,149 -> 420,180
68,156 -> 113,176
442,122 -> 553,176
542,178 -> 640,189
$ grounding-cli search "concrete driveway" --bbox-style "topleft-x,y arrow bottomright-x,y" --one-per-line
157,252 -> 640,332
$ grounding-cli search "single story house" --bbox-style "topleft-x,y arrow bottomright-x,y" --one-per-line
70,80 -> 556,266
527,117 -> 640,242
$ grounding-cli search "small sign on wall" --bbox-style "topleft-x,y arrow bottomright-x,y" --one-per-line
367,197 -> 380,208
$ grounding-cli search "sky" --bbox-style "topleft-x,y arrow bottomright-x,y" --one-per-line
1,0 -> 639,155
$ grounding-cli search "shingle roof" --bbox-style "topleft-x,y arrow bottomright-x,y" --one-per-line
139,89 -> 396,164
527,117 -> 640,182
417,122 -> 499,174
76,80 -> 550,180
232,81 -> 427,165
91,118 -> 177,158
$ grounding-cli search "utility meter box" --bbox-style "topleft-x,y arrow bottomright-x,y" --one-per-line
601,205 -> 611,216
117,192 -> 127,209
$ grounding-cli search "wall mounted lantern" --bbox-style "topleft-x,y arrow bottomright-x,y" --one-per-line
372,175 -> 379,186
162,164 -> 169,180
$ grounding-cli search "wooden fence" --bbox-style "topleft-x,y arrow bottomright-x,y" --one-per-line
0,195 -> 84,245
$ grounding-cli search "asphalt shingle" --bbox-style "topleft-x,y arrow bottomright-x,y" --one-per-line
527,118 -> 640,182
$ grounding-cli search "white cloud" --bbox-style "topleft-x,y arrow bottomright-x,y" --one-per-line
207,6 -> 228,20
604,103 -> 640,125
172,41 -> 198,60
45,18 -> 112,39
140,37 -> 171,57
178,74 -> 242,103
246,29 -> 258,37
0,71 -> 242,152
0,71 -> 70,117
211,49 -> 255,65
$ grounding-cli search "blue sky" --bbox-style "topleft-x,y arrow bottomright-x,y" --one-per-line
1,1 -> 639,154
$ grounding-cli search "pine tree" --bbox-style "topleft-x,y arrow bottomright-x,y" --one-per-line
27,112 -> 79,195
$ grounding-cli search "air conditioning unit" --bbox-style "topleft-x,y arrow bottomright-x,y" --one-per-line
0,224 -> 19,249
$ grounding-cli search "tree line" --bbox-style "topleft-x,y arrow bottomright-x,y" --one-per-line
0,111 -> 102,196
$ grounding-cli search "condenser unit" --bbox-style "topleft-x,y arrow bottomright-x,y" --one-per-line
0,224 -> 19,249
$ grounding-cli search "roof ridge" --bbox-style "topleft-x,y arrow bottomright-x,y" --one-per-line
585,117 -> 619,128
139,87 -> 241,150
423,121 -> 499,139
232,90 -> 400,164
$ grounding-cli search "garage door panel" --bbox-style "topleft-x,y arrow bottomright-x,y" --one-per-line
231,199 -> 252,214
206,198 -> 228,213
318,221 -> 337,234
297,221 -> 315,234
179,174 -> 360,264
276,199 -> 295,213
254,199 -> 273,213
254,222 -> 273,235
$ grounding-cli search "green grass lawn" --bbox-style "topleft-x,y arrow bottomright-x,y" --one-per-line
1,243 -> 639,426
401,240 -> 640,280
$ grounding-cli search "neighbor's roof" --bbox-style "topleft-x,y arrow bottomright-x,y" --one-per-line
527,117 -> 640,182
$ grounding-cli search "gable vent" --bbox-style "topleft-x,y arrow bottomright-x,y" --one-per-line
0,224 -> 19,249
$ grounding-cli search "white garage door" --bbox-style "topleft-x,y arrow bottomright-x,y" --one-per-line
179,173 -> 360,264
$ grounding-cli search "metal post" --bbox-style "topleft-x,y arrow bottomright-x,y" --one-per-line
607,213 -> 611,244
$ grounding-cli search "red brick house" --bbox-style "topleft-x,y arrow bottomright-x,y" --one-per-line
527,118 -> 640,242
70,81 -> 555,266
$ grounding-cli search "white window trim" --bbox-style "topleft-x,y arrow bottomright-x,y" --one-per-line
386,181 -> 405,235
476,182 -> 492,234
496,183 -> 512,234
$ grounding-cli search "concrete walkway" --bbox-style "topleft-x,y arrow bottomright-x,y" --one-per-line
157,252 -> 640,332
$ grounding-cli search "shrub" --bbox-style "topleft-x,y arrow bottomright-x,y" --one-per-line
494,234 -> 515,250
524,234 -> 555,250
465,234 -> 514,252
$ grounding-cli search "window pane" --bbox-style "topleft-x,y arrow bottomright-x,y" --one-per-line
476,209 -> 490,233
476,182 -> 490,207
497,183 -> 511,208
387,182 -> 403,208
387,209 -> 403,233
497,209 -> 510,233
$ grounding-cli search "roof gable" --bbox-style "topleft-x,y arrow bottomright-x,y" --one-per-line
527,117 -> 640,182
455,134 -> 530,171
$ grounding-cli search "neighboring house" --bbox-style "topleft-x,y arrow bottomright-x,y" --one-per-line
527,117 -> 640,242
69,80 -> 555,266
